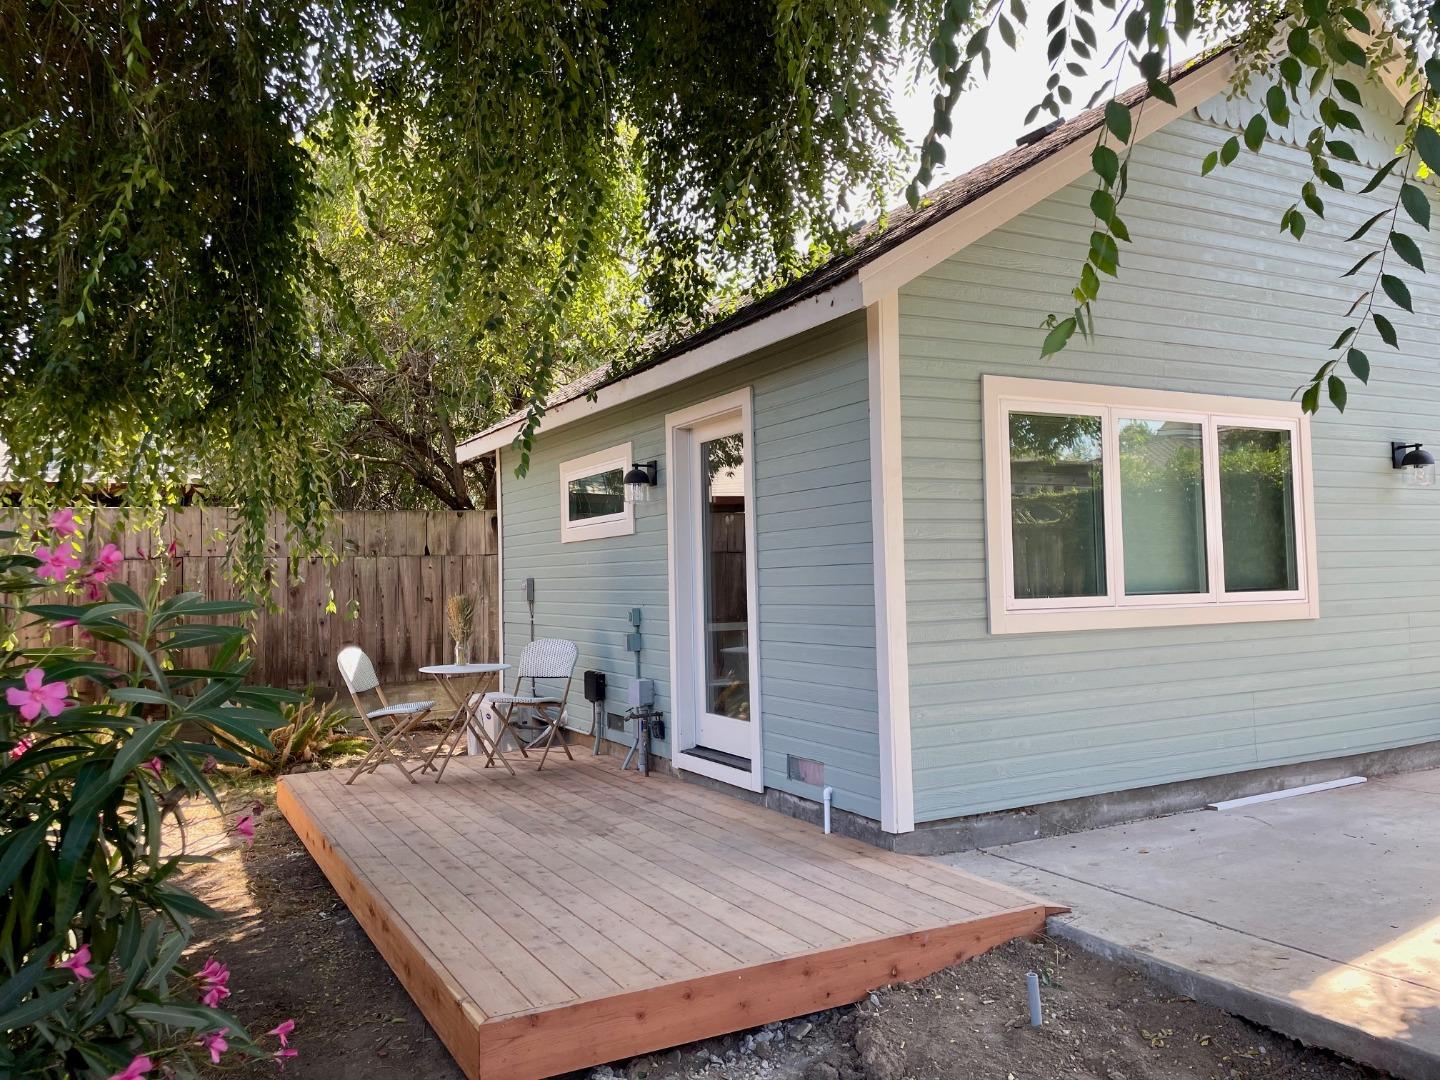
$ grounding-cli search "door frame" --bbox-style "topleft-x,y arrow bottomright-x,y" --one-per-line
665,387 -> 764,792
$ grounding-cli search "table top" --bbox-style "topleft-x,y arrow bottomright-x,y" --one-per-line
419,662 -> 511,676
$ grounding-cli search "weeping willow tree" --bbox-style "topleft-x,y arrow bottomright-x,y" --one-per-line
4,0 -> 1440,591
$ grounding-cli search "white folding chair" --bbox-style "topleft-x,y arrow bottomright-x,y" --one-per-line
337,646 -> 435,785
480,639 -> 579,770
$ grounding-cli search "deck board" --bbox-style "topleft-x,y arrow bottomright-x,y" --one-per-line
278,753 -> 1058,1080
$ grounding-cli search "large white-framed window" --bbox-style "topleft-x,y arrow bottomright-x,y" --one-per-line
559,442 -> 633,543
983,376 -> 1319,634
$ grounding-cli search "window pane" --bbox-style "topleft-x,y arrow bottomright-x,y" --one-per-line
702,434 -> 748,720
567,468 -> 624,521
1118,418 -> 1207,595
1219,427 -> 1299,592
1008,412 -> 1106,599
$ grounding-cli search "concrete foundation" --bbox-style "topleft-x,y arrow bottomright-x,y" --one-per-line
578,736 -> 1440,859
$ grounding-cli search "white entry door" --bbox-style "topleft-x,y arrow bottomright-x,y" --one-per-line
670,396 -> 759,775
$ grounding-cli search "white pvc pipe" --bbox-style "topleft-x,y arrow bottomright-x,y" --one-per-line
821,786 -> 834,834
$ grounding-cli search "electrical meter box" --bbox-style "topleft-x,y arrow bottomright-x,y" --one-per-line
627,677 -> 655,708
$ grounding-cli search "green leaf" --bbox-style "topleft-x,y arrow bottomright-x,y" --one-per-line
1288,209 -> 1306,239
1381,273 -> 1413,312
1041,317 -> 1078,357
1147,79 -> 1176,107
108,721 -> 179,784
1390,231 -> 1425,271
1417,126 -> 1440,175
1331,325 -> 1357,350
1266,85 -> 1290,125
1092,145 -> 1119,185
1302,182 -> 1325,218
1347,208 -> 1389,242
1219,136 -> 1239,165
105,582 -> 147,610
1338,7 -> 1370,32
1201,150 -> 1218,176
1401,183 -> 1431,230
1360,156 -> 1403,194
1427,58 -> 1440,97
1089,230 -> 1119,274
0,986 -> 75,1031
108,686 -> 175,706
1300,381 -> 1321,413
1244,113 -> 1267,152
1104,100 -> 1132,143
1328,375 -> 1348,412
1373,311 -> 1398,347
1347,347 -> 1370,383
1343,249 -> 1381,277
1332,77 -> 1363,105
1090,188 -> 1116,221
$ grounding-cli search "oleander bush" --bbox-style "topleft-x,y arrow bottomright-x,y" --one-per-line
0,514 -> 301,1077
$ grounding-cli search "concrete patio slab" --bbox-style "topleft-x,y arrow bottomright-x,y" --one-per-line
941,769 -> 1440,1079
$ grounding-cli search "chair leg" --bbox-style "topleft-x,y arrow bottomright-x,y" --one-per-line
421,709 -> 467,778
346,716 -> 391,785
494,703 -> 531,760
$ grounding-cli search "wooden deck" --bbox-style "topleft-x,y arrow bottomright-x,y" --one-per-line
277,753 -> 1058,1080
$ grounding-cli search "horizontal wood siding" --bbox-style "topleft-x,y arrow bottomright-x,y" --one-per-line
500,316 -> 881,818
900,91 -> 1440,821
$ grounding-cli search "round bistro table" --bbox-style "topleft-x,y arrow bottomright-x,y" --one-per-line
418,662 -> 512,779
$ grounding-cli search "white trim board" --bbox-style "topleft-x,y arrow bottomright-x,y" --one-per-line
1208,776 -> 1366,811
866,293 -> 915,835
558,442 -> 634,543
664,387 -> 764,794
458,282 -> 864,460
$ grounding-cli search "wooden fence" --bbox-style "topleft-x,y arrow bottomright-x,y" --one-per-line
7,509 -> 498,692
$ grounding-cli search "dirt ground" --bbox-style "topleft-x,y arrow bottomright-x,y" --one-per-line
180,779 -> 1384,1080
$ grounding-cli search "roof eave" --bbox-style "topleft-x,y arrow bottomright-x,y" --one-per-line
457,276 -> 866,460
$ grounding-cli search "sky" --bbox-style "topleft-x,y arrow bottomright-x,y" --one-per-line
891,19 -> 1211,189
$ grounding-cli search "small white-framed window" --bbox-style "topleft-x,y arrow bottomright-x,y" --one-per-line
559,443 -> 633,543
983,376 -> 1319,634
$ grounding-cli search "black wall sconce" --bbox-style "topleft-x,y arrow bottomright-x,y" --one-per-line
1392,441 -> 1436,487
624,460 -> 658,504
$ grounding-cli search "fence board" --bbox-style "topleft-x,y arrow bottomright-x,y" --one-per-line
5,509 -> 497,692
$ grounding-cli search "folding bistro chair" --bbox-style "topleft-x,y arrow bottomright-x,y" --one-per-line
479,638 -> 579,770
337,646 -> 435,784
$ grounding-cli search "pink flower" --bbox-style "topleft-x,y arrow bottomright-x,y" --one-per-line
143,757 -> 163,778
107,1055 -> 152,1080
49,508 -> 80,537
268,1019 -> 296,1047
203,754 -> 218,774
234,813 -> 255,847
82,578 -> 106,602
57,943 -> 94,981
93,543 -> 123,578
166,540 -> 180,558
274,1048 -> 298,1069
10,735 -> 33,760
32,544 -> 81,583
199,1031 -> 229,1064
5,668 -> 69,723
198,957 -> 231,1007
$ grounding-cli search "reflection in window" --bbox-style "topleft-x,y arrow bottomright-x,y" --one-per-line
567,468 -> 624,521
1219,427 -> 1298,592
702,434 -> 749,720
1008,412 -> 1106,599
1119,419 -> 1207,595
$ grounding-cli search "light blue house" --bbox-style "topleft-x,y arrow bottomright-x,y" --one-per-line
459,53 -> 1440,851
